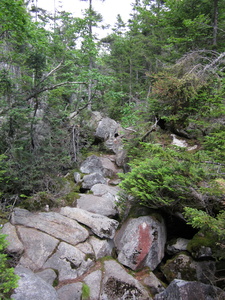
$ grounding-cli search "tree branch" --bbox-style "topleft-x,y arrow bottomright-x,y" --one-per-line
25,81 -> 87,101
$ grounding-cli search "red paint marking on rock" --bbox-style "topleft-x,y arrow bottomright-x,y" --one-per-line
135,222 -> 152,269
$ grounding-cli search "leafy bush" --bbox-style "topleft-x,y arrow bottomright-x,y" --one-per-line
0,233 -> 19,299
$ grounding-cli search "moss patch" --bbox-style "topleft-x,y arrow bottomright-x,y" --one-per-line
82,283 -> 90,299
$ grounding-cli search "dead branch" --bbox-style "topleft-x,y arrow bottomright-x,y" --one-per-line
141,117 -> 158,142
25,81 -> 87,101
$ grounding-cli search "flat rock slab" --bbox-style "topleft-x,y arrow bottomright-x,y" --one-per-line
100,259 -> 151,300
18,226 -> 59,271
12,266 -> 58,300
60,207 -> 119,239
11,208 -> 89,245
44,242 -> 94,282
114,215 -> 166,271
77,194 -> 118,217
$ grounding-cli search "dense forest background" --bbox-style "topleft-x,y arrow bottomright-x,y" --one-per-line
0,0 -> 225,263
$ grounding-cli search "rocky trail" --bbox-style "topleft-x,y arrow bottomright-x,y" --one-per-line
2,113 -> 224,300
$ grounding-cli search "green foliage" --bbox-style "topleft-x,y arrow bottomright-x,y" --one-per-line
184,208 -> 225,259
0,233 -> 19,299
119,144 -> 223,211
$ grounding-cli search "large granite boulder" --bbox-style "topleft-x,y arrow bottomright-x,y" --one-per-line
11,266 -> 58,300
114,215 -> 166,271
60,206 -> 119,239
80,155 -> 120,178
155,279 -> 225,300
95,117 -> 119,141
100,259 -> 151,300
11,208 -> 89,246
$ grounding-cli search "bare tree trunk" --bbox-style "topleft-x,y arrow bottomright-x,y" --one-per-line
87,0 -> 93,110
213,0 -> 218,46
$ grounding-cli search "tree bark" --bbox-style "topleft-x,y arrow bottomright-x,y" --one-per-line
213,0 -> 218,46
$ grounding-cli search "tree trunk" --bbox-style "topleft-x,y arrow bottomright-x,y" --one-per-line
87,0 -> 93,110
212,0 -> 218,46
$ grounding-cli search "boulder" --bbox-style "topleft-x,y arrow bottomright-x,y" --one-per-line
11,208 -> 89,246
166,238 -> 189,255
57,282 -> 83,300
82,173 -> 107,190
89,236 -> 114,259
43,242 -> 94,282
83,270 -> 102,300
80,155 -> 119,178
76,241 -> 95,258
11,266 -> 58,300
60,207 -> 119,239
36,269 -> 57,286
95,117 -> 119,141
114,215 -> 166,271
100,259 -> 151,300
161,253 -> 216,284
154,279 -> 225,300
77,194 -> 118,217
91,183 -> 120,198
143,272 -> 165,296
17,226 -> 59,271
1,222 -> 24,254
80,155 -> 103,174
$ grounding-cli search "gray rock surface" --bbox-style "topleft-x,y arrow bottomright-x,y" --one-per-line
17,226 -> 59,270
100,259 -> 151,300
91,183 -> 120,198
57,282 -> 83,300
82,172 -> 107,189
166,238 -> 189,254
60,207 -> 119,239
80,155 -> 104,174
89,236 -> 114,259
11,208 -> 89,245
95,117 -> 119,141
114,215 -> 166,271
36,269 -> 57,286
1,222 -> 24,254
11,266 -> 58,300
154,279 -> 225,300
44,242 -> 94,281
77,193 -> 118,217
84,270 -> 102,300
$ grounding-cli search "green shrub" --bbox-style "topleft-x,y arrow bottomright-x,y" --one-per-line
119,144 -> 221,211
0,233 -> 19,299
